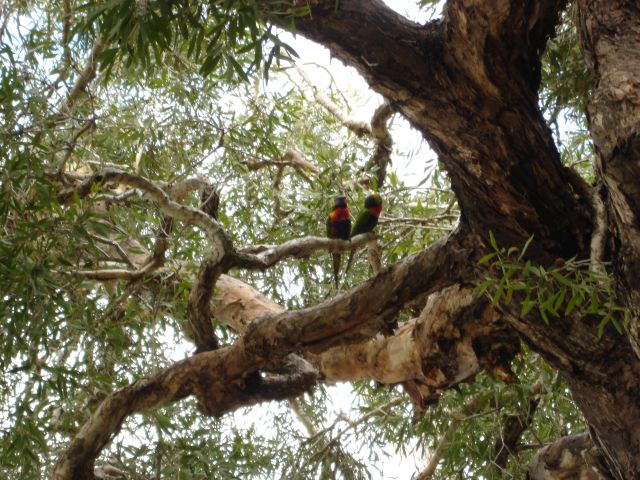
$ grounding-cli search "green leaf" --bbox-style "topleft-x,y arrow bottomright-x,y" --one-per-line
564,293 -> 578,316
478,252 -> 497,265
475,278 -> 494,296
517,235 -> 534,261
488,230 -> 498,251
539,306 -> 550,325
521,299 -> 536,317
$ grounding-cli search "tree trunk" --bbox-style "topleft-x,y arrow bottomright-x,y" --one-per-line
574,1 -> 640,476
576,0 -> 640,357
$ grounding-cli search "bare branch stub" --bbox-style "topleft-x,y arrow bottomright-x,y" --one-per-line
362,99 -> 394,188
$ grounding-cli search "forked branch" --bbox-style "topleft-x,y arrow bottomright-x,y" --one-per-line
53,229 -> 474,479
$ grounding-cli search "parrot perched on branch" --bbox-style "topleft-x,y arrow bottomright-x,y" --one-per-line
345,193 -> 383,274
326,195 -> 351,288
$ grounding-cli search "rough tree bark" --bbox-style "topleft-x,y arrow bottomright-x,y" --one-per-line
576,0 -> 640,355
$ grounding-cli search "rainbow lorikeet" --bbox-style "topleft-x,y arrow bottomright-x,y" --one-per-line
346,193 -> 383,274
326,195 -> 351,288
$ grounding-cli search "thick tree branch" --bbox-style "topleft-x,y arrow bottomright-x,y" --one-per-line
576,0 -> 640,361
210,273 -> 519,407
574,2 -> 640,476
53,229 -> 475,479
313,285 -> 519,403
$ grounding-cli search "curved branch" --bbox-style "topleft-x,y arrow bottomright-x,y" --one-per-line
364,99 -> 394,188
53,229 -> 475,479
295,61 -> 395,187
275,0 -> 592,262
58,168 -> 232,256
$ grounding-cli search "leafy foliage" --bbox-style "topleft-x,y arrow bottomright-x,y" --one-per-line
477,234 -> 629,337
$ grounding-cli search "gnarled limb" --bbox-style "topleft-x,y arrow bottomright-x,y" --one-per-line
528,433 -> 606,480
211,271 -> 519,407
52,229 -> 476,479
364,100 -> 394,188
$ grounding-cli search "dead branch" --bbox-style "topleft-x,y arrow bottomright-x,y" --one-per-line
295,63 -> 371,137
313,284 -> 519,398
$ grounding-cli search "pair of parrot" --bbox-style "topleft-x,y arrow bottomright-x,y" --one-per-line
326,193 -> 383,287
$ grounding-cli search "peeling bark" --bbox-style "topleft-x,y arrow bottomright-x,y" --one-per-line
212,277 -> 519,408
528,433 -> 606,480
313,285 -> 518,405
